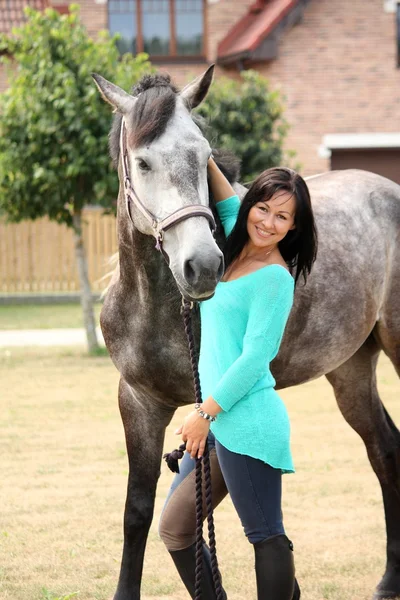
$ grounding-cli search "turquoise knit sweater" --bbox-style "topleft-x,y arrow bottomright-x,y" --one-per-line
199,195 -> 295,473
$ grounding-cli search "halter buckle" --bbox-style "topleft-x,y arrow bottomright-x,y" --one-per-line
155,230 -> 163,252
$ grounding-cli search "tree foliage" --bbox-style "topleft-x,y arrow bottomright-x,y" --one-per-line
196,70 -> 292,183
0,4 -> 152,225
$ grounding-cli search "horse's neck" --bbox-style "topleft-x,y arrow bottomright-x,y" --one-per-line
116,204 -> 179,313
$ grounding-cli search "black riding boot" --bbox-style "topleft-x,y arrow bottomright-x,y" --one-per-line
169,542 -> 227,599
254,534 -> 295,600
292,577 -> 301,600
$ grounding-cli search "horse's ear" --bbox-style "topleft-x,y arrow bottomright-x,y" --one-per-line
180,64 -> 215,110
92,73 -> 137,115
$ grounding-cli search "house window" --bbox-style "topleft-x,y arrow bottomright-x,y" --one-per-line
176,0 -> 203,56
109,1 -> 137,55
108,0 -> 205,59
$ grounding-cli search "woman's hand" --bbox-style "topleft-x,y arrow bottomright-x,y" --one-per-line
175,411 -> 210,459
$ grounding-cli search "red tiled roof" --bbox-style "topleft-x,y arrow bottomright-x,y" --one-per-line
218,0 -> 299,63
0,0 -> 49,35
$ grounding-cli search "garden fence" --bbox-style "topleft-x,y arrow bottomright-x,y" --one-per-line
0,208 -> 117,294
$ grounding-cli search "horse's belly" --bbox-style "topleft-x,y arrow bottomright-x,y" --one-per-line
273,269 -> 381,388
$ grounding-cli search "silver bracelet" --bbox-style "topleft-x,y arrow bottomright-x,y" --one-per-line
194,403 -> 216,422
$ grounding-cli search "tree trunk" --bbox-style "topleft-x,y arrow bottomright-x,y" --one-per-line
73,210 -> 99,353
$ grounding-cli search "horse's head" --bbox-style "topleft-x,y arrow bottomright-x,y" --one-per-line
93,66 -> 224,301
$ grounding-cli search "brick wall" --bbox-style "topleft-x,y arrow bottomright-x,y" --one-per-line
250,0 -> 400,175
73,0 -> 254,87
144,0 -> 400,176
51,0 -> 254,62
2,0 -> 398,177
51,0 -> 107,36
66,0 -> 399,176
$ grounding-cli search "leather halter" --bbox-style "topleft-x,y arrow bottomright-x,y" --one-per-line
119,120 -> 216,255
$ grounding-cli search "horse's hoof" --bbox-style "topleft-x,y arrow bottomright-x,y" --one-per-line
373,571 -> 400,599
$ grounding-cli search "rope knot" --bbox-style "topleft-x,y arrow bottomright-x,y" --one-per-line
163,443 -> 186,473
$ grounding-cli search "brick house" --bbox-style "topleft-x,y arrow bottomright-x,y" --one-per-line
1,0 -> 400,181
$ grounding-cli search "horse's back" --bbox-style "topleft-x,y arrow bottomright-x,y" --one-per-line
307,169 -> 399,279
307,169 -> 400,223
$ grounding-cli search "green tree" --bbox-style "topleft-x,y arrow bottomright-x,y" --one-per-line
197,70 -> 292,183
0,5 -> 151,352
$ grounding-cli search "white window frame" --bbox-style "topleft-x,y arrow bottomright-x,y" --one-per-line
319,132 -> 400,158
384,0 -> 399,13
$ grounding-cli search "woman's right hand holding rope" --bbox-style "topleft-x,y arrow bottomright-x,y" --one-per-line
175,410 -> 210,459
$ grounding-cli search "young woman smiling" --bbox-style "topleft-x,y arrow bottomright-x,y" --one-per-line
159,159 -> 318,600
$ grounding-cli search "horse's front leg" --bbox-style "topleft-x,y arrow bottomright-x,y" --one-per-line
113,377 -> 175,600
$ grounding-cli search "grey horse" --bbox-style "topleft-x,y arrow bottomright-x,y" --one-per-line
93,67 -> 400,600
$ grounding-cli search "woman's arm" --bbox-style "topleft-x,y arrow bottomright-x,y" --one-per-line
208,157 -> 240,236
208,157 -> 236,203
201,396 -> 223,417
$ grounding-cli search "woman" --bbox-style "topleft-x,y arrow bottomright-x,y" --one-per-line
159,159 -> 318,599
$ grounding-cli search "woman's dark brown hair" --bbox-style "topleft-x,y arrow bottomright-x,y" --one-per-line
223,167 -> 318,285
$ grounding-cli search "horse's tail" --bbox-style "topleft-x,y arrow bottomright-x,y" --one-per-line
97,252 -> 119,299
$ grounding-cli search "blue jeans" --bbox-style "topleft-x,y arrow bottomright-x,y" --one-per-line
159,432 -> 284,549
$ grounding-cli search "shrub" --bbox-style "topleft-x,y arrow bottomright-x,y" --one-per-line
197,70 -> 292,183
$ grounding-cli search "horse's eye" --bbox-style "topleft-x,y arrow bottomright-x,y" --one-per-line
137,159 -> 151,172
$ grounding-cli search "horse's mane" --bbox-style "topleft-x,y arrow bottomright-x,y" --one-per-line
108,73 -> 240,185
109,74 -> 178,166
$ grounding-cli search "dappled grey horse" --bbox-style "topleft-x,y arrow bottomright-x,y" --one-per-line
93,67 -> 400,600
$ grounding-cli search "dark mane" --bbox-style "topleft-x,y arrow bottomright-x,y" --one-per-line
109,74 -> 178,166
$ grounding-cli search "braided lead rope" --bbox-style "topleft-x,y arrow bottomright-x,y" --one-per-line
181,299 -> 224,600
203,449 -> 224,600
163,300 -> 224,599
194,456 -> 204,599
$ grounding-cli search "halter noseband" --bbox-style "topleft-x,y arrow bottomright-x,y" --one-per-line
120,121 -> 216,254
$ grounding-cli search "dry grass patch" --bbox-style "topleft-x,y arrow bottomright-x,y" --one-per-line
0,347 -> 398,600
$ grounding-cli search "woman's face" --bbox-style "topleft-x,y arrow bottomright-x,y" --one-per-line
246,190 -> 296,251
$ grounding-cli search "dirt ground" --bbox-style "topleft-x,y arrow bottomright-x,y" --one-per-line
0,347 -> 398,600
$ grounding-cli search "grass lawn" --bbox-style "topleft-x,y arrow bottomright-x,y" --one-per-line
0,346 -> 399,600
0,303 -> 102,330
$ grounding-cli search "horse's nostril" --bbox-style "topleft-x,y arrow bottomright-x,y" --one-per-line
184,259 -> 196,285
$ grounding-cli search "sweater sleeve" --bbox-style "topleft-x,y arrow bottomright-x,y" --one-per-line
215,195 -> 240,237
212,267 -> 294,412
